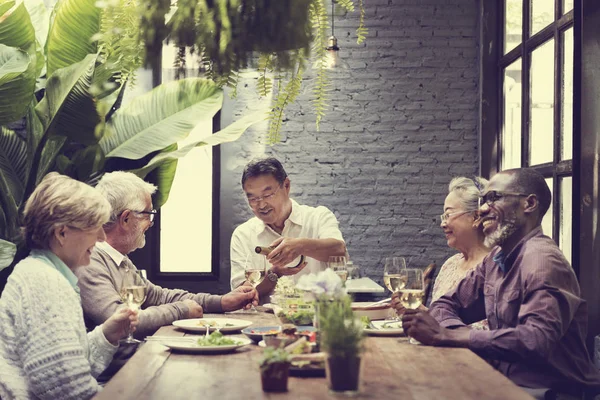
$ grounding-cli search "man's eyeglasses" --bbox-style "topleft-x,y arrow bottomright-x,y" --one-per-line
478,191 -> 529,208
133,209 -> 157,222
439,210 -> 475,223
247,185 -> 282,206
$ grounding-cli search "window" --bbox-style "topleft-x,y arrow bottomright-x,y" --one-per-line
499,0 -> 574,262
157,42 -> 217,275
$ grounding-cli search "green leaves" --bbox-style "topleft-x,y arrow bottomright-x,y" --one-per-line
36,54 -> 101,145
0,2 -> 36,49
0,238 -> 16,271
0,44 -> 36,124
99,78 -> 223,160
46,0 -> 100,77
0,127 -> 27,237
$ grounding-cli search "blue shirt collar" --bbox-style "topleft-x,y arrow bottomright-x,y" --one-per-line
492,250 -> 506,273
29,249 -> 80,296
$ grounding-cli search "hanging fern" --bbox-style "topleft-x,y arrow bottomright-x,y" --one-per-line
309,0 -> 330,130
356,0 -> 368,44
257,53 -> 274,98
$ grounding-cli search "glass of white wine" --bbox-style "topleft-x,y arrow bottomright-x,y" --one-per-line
120,269 -> 147,344
398,268 -> 425,344
383,257 -> 407,320
244,252 -> 267,312
328,256 -> 348,283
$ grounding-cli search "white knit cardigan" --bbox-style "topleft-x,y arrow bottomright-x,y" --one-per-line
0,256 -> 117,399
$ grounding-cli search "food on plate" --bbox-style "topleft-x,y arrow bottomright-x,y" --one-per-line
197,320 -> 235,328
249,328 -> 281,335
196,331 -> 239,347
277,309 -> 314,325
281,324 -> 297,335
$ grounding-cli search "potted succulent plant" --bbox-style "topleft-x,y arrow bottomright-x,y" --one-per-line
259,346 -> 291,392
296,269 -> 365,394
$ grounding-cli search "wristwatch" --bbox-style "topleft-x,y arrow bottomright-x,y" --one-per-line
267,270 -> 279,283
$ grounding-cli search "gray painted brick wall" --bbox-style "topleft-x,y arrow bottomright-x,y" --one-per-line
220,0 -> 481,292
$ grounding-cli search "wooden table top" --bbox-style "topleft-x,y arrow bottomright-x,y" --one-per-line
95,312 -> 534,400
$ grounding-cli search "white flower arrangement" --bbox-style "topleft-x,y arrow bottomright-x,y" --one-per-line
295,268 -> 347,301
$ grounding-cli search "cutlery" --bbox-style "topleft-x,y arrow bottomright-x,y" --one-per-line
145,336 -> 196,342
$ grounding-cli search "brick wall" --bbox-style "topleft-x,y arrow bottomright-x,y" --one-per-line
219,0 -> 481,292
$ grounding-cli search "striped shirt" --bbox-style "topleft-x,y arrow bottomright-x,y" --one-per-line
430,227 -> 600,394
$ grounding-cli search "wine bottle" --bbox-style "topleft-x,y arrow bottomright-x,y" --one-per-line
254,246 -> 305,268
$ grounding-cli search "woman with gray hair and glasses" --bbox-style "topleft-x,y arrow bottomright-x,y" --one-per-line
0,173 -> 139,400
393,177 -> 490,329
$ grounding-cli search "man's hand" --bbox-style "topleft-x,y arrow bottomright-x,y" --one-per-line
401,309 -> 446,346
102,307 -> 139,345
267,237 -> 304,268
183,299 -> 204,318
222,286 -> 259,311
271,261 -> 308,278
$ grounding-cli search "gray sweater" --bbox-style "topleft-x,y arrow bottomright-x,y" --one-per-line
76,246 -> 223,339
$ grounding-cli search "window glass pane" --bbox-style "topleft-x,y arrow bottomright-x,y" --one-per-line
161,142 -> 213,273
505,0 -> 522,54
541,177 -> 553,238
560,177 -> 572,264
502,59 -> 522,169
563,0 -> 574,14
561,28 -> 573,161
529,39 -> 555,166
531,0 -> 554,36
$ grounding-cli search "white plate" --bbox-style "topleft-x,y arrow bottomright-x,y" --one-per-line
364,320 -> 404,336
160,337 -> 253,353
172,318 -> 252,333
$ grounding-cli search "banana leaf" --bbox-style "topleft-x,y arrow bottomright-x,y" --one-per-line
23,0 -> 50,51
131,109 -> 267,207
0,2 -> 36,50
0,44 -> 36,124
0,238 -> 16,271
46,0 -> 100,77
151,144 -> 178,208
35,53 -> 101,145
0,127 -> 27,237
99,78 -> 223,160
71,144 -> 105,182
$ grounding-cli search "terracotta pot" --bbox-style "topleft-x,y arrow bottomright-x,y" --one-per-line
325,355 -> 361,393
260,362 -> 290,392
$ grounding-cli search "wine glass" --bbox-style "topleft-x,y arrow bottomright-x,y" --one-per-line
244,252 -> 267,312
397,268 -> 425,344
383,257 -> 407,320
328,256 -> 348,283
119,269 -> 147,344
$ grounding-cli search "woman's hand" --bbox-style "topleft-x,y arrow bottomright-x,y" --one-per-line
102,307 -> 139,345
391,292 -> 428,316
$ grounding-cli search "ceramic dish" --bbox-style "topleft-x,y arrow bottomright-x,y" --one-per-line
241,326 -> 282,342
363,320 -> 404,336
160,337 -> 253,353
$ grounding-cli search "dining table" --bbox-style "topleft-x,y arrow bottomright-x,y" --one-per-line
94,311 -> 534,400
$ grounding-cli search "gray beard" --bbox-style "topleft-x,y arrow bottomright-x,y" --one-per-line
484,215 -> 519,248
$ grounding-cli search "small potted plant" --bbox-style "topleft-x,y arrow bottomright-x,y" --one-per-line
259,346 -> 291,392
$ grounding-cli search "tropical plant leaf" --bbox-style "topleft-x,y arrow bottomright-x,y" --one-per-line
46,0 -> 100,77
150,143 -> 178,208
99,78 -> 223,160
0,126 -> 27,202
35,53 -> 101,145
0,238 -> 16,271
131,109 -> 267,179
71,144 -> 105,182
0,44 -> 36,124
0,2 -> 36,50
24,0 -> 50,51
37,135 -> 67,183
25,98 -> 42,171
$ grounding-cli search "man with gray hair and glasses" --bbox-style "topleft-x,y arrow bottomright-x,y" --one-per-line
76,171 -> 258,377
401,168 -> 600,399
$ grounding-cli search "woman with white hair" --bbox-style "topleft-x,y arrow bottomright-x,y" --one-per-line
393,177 -> 490,328
0,173 -> 139,400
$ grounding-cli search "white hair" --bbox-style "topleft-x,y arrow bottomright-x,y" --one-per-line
95,171 -> 157,224
448,176 -> 489,211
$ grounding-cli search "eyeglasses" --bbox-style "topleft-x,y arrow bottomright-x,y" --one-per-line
133,209 -> 157,222
247,185 -> 282,206
478,190 -> 529,208
439,210 -> 475,223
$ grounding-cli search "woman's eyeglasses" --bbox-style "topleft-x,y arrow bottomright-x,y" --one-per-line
439,210 -> 475,223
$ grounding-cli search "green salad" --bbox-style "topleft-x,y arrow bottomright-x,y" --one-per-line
196,331 -> 239,346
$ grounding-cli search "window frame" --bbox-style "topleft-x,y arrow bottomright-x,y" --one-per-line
481,0 -> 577,273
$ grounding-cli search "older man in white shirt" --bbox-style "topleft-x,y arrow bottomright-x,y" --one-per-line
230,157 -> 346,299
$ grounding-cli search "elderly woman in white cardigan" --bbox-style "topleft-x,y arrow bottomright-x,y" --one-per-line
0,173 -> 138,400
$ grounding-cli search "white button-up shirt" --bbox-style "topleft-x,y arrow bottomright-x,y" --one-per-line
230,199 -> 345,290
